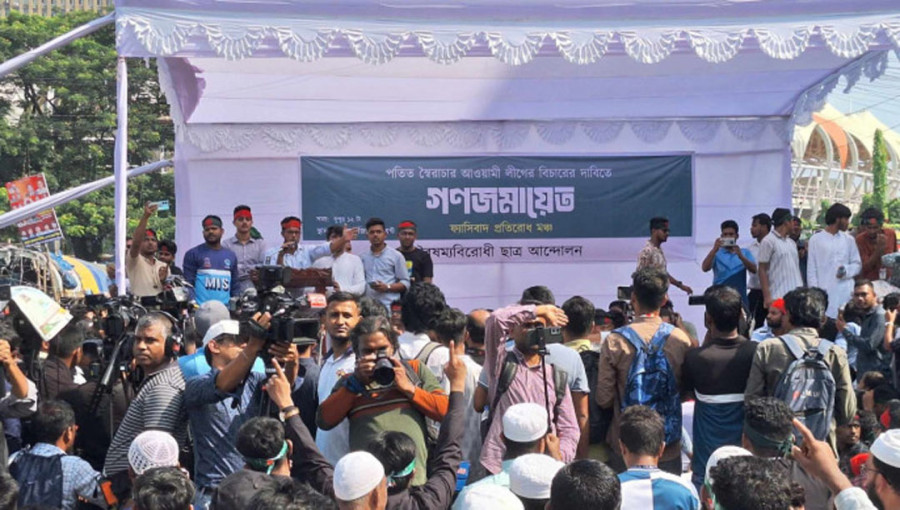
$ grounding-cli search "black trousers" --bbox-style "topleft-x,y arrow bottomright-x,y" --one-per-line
748,288 -> 765,330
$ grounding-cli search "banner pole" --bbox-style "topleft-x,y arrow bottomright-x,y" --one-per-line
114,56 -> 128,292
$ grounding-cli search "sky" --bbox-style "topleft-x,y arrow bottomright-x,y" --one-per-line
828,52 -> 900,130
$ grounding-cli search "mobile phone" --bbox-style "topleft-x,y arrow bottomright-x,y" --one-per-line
152,200 -> 170,211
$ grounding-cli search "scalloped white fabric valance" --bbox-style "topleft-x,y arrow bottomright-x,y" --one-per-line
180,118 -> 790,154
116,8 -> 900,64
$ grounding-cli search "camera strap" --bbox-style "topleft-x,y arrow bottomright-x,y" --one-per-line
486,352 -> 568,433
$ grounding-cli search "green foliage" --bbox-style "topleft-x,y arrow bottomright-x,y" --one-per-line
887,198 -> 900,224
855,194 -> 879,227
873,129 -> 889,212
0,12 -> 173,259
815,199 -> 831,228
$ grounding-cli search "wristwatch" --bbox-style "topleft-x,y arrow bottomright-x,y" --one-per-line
279,405 -> 299,422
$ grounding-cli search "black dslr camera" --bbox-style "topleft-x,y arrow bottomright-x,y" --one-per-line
526,325 -> 563,351
372,347 -> 395,386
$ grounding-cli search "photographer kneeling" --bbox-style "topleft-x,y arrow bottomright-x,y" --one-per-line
183,311 -> 299,510
317,316 -> 448,487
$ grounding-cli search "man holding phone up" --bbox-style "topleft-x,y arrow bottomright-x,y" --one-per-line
701,220 -> 757,307
128,202 -> 169,297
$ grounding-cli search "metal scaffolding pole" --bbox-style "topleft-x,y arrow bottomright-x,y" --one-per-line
0,12 -> 113,79
114,56 -> 128,292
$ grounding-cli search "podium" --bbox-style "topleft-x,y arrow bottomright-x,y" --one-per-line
284,267 -> 332,293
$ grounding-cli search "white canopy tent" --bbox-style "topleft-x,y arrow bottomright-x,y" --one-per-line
114,0 -> 900,311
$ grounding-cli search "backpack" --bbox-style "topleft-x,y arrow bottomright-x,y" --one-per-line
401,360 -> 440,448
578,347 -> 612,444
413,341 -> 442,367
483,351 -> 568,440
9,449 -> 64,508
616,323 -> 682,444
773,334 -> 836,441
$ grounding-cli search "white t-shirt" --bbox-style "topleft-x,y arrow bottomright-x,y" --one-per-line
316,346 -> 356,465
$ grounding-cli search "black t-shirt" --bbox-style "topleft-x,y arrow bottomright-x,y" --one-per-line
683,336 -> 757,396
401,247 -> 433,283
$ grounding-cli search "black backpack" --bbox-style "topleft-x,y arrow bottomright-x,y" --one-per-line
578,348 -> 612,444
9,449 -> 64,508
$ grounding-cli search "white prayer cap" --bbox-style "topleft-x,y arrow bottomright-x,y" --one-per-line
508,453 -> 565,500
705,445 -> 753,483
456,484 -> 524,510
128,430 -> 179,476
871,429 -> 900,468
333,451 -> 385,502
202,319 -> 240,347
503,403 -> 548,443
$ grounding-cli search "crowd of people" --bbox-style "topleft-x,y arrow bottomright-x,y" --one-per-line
3,202 -> 900,509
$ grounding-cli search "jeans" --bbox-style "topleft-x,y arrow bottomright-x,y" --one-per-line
193,485 -> 213,510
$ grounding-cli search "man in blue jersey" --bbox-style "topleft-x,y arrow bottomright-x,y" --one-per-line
183,215 -> 240,305
617,406 -> 699,510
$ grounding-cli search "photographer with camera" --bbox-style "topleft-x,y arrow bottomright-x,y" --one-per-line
127,202 -> 169,298
317,316 -> 448,487
479,301 -> 578,476
103,312 -> 189,498
184,310 -> 301,509
701,220 -> 757,306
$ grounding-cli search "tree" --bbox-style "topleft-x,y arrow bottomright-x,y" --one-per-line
873,128 -> 888,212
815,199 -> 831,228
855,194 -> 879,227
888,198 -> 900,223
0,12 -> 173,260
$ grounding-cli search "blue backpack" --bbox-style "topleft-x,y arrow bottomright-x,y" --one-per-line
773,334 -> 836,442
616,323 -> 682,444
9,450 -> 64,508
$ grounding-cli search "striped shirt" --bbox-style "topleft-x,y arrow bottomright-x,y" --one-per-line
619,467 -> 700,510
757,230 -> 803,300
103,362 -> 187,476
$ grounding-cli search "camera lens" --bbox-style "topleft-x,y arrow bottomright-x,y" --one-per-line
373,357 -> 396,386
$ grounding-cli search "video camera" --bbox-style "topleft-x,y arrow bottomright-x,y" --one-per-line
231,281 -> 323,350
84,294 -> 147,343
256,265 -> 292,292
525,324 -> 563,352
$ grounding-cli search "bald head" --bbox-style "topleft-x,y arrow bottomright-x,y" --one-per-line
466,309 -> 490,344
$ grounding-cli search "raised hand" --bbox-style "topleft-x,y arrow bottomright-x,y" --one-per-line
443,340 -> 467,393
535,305 -> 569,327
264,359 -> 294,410
143,201 -> 158,218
